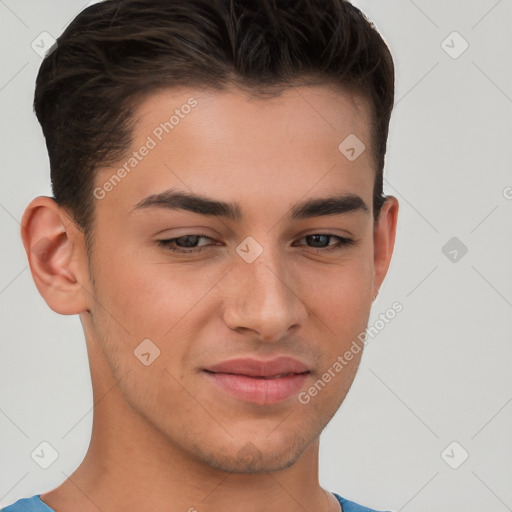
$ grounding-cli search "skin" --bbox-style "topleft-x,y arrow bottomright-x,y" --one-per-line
21,84 -> 398,512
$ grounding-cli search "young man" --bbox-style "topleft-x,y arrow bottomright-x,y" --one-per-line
7,0 -> 398,510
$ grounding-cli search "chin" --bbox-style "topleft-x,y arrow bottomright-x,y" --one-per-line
188,433 -> 311,474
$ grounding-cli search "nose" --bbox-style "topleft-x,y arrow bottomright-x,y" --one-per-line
221,242 -> 308,342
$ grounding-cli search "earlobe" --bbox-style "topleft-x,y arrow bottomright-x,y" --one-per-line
20,197 -> 90,315
372,195 -> 399,297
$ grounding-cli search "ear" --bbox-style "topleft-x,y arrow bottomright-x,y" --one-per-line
20,196 -> 91,315
372,195 -> 399,298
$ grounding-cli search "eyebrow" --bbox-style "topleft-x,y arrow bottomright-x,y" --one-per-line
132,188 -> 369,221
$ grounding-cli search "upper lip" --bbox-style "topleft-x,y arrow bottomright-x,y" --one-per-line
204,357 -> 310,377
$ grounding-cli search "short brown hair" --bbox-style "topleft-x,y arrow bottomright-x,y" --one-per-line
34,0 -> 395,233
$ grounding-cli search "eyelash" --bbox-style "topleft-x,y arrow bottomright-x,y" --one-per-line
157,233 -> 355,254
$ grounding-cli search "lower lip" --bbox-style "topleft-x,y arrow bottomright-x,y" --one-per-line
203,371 -> 310,405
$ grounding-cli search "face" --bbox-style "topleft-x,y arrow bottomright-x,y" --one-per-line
80,85 -> 394,473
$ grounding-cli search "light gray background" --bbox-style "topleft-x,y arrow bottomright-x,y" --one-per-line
1,1 -> 511,510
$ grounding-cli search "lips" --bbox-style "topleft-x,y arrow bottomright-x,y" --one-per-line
204,356 -> 310,378
202,356 -> 310,404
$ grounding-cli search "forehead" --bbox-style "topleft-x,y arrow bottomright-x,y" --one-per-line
94,84 -> 375,220
135,83 -> 371,144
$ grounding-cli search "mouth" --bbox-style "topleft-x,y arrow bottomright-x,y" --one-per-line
204,356 -> 310,377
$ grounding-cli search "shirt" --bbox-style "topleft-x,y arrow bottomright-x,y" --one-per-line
1,492 -> 391,511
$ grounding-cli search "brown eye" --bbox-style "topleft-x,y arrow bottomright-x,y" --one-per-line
295,234 -> 355,252
158,234 -> 214,254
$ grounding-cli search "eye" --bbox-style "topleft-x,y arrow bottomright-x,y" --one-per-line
157,234 -> 215,254
294,234 -> 355,252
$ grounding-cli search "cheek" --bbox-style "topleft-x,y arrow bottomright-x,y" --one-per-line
305,250 -> 374,330
299,254 -> 373,391
92,249 -> 227,338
